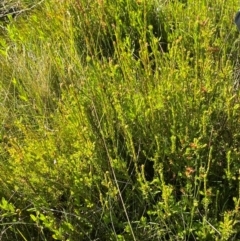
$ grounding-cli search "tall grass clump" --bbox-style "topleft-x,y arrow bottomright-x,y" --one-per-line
1,0 -> 240,240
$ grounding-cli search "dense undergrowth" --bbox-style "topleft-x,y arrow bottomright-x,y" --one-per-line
1,0 -> 240,240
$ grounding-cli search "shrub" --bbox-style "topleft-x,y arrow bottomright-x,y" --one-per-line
1,0 -> 240,240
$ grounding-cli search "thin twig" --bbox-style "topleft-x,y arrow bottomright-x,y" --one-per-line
0,0 -> 46,19
91,100 -> 137,241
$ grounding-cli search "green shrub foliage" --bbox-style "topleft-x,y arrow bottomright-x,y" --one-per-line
1,0 -> 240,240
